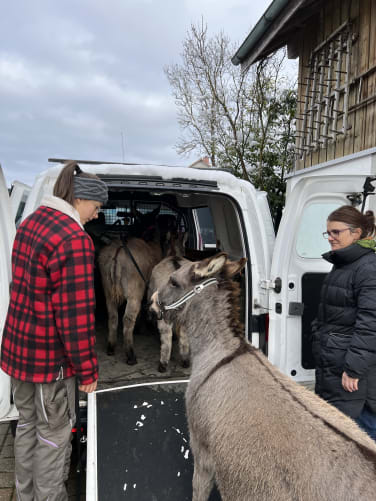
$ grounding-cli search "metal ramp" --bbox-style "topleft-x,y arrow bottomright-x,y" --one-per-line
87,380 -> 221,500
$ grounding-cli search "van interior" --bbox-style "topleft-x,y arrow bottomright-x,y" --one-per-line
84,176 -> 248,389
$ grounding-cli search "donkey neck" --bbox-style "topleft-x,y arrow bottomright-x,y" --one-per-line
181,286 -> 243,360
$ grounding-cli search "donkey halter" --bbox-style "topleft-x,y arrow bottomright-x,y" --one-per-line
159,277 -> 218,314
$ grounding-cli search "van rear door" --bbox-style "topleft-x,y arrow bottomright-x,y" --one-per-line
0,164 -> 17,420
268,174 -> 367,384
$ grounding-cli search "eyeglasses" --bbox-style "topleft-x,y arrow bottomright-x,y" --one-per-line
322,228 -> 351,239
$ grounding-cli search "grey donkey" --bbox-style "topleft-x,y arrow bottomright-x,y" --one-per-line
151,252 -> 376,501
148,254 -> 190,372
148,231 -> 190,372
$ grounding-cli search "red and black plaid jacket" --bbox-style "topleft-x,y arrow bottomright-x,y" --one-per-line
1,205 -> 98,385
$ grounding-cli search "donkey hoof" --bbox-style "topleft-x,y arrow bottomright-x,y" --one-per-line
181,360 -> 190,369
158,362 -> 168,373
107,344 -> 115,356
126,349 -> 137,365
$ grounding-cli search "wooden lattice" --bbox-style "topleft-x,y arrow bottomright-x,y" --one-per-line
295,22 -> 353,159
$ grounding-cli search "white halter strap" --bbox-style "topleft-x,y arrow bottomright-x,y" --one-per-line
162,277 -> 218,311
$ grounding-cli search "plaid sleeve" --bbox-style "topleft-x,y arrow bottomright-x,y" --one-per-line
49,234 -> 98,385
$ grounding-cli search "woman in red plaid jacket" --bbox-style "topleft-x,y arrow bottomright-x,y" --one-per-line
0,161 -> 108,501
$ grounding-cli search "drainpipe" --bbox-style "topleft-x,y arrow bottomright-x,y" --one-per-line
232,0 -> 290,66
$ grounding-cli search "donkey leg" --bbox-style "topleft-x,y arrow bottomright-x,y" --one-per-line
190,434 -> 214,501
105,297 -> 119,356
176,323 -> 190,368
122,297 -> 142,365
157,319 -> 173,372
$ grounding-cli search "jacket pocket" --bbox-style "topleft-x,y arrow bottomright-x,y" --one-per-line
41,380 -> 70,429
326,332 -> 352,350
324,333 -> 352,375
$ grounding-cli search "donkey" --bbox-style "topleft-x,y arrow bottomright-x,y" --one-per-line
151,252 -> 376,501
147,232 -> 189,371
98,226 -> 165,365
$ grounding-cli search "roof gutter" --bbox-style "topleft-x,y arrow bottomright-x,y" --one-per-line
231,0 -> 290,66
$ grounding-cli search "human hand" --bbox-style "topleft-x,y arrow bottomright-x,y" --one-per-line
79,381 -> 97,393
342,372 -> 359,392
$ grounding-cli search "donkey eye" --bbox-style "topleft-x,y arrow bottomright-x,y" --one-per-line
169,277 -> 179,288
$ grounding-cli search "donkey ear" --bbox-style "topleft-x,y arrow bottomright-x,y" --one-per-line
222,258 -> 247,278
193,252 -> 228,278
182,231 -> 188,247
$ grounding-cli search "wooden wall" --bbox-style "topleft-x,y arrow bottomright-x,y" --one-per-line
295,0 -> 376,170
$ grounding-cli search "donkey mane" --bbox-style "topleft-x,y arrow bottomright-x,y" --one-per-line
171,255 -> 185,270
219,275 -> 244,339
189,264 -> 245,339
189,273 -> 251,397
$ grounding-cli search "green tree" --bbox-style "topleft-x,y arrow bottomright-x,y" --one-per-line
165,21 -> 296,229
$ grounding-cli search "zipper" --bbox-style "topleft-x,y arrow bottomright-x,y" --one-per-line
40,386 -> 48,423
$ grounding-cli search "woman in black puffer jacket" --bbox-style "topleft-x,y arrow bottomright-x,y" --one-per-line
312,205 -> 376,441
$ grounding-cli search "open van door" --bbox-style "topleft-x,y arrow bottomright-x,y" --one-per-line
268,174 -> 367,385
0,164 -> 17,420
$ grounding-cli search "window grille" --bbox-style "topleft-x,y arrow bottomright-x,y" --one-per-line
100,202 -> 185,230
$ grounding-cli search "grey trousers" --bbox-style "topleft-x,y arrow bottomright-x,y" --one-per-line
12,377 -> 76,501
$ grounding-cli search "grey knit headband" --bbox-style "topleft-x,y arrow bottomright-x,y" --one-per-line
73,176 -> 108,204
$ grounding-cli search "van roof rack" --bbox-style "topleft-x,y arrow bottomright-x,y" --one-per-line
48,158 -> 233,175
48,158 -> 183,168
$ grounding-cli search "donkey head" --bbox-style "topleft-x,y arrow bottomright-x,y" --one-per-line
151,252 -> 246,321
131,205 -> 161,240
162,231 -> 188,258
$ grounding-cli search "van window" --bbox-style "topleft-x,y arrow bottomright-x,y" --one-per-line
195,207 -> 216,248
296,202 -> 340,258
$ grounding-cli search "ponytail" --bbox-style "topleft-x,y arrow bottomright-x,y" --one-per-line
327,205 -> 376,239
53,161 -> 104,206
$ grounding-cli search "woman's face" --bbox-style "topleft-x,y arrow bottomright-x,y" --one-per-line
74,199 -> 102,225
326,220 -> 361,250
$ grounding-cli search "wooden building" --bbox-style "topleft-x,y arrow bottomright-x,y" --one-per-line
232,0 -> 376,171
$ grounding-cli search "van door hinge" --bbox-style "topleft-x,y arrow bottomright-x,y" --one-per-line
260,277 -> 282,293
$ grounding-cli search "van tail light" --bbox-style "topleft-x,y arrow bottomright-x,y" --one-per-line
71,426 -> 85,434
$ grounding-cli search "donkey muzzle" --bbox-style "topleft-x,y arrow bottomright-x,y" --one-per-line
150,291 -> 164,320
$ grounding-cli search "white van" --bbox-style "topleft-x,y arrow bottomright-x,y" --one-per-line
1,151 -> 376,499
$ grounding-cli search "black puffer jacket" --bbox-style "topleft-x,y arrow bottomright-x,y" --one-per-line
312,242 -> 376,418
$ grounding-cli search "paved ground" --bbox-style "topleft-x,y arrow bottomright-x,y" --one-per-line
0,421 -> 85,500
0,422 -> 15,501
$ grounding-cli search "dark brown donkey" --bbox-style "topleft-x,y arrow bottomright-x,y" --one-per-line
151,252 -> 376,501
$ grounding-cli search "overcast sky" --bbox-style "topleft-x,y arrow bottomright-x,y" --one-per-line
0,0 -> 274,187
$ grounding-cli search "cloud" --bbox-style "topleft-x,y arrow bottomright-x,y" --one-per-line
0,0 -> 271,187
